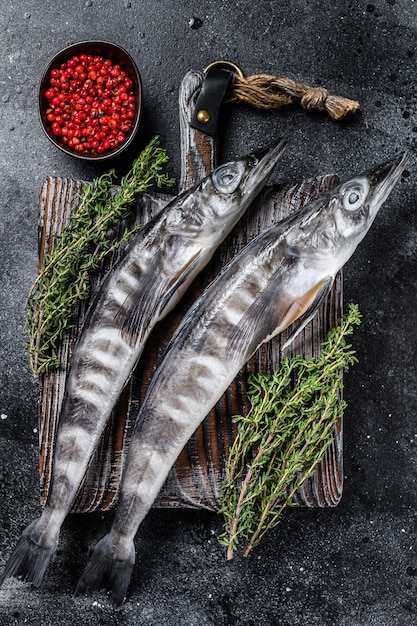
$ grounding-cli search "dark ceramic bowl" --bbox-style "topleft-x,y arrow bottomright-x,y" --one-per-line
38,41 -> 142,161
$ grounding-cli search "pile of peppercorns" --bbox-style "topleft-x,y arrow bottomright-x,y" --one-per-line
44,53 -> 137,156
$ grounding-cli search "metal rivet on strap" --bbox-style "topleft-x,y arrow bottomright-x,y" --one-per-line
196,109 -> 211,124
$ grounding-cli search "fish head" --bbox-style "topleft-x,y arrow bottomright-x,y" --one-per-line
332,152 -> 408,242
209,139 -> 287,209
167,140 -> 287,240
296,152 -> 409,270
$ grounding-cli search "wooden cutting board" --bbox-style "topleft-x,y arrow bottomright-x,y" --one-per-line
37,70 -> 343,513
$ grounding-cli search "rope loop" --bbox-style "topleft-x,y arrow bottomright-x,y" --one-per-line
229,73 -> 359,121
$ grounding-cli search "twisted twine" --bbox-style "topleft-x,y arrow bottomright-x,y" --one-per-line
229,74 -> 359,120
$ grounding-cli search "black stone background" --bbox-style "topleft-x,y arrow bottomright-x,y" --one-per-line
1,1 -> 417,624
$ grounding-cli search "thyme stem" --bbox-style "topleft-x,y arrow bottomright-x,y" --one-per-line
25,135 -> 175,375
220,303 -> 362,558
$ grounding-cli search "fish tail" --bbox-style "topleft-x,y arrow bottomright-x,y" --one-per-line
0,519 -> 57,587
75,534 -> 135,606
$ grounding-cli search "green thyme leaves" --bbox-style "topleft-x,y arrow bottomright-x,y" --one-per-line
220,303 -> 362,559
26,136 -> 175,375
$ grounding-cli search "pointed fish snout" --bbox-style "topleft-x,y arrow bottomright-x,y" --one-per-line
366,151 -> 409,209
368,151 -> 409,188
251,140 -> 287,161
253,139 -> 288,170
242,139 -> 287,197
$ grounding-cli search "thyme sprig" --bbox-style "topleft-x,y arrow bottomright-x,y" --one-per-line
26,135 -> 175,375
220,303 -> 361,559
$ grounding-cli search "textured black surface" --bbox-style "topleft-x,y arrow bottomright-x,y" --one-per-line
1,1 -> 417,624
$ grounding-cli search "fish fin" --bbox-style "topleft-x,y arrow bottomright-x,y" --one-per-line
226,278 -> 290,363
158,251 -> 201,313
282,277 -> 333,349
75,534 -> 135,606
113,250 -> 165,346
226,277 -> 333,363
114,251 -> 201,347
0,519 -> 57,587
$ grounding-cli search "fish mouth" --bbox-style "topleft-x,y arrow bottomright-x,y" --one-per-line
367,151 -> 409,212
242,139 -> 287,199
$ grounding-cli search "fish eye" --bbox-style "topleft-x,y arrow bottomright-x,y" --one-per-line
348,191 -> 360,204
341,180 -> 369,212
212,163 -> 244,194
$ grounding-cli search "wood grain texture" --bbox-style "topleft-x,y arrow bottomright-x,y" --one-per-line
37,69 -> 344,513
179,71 -> 217,193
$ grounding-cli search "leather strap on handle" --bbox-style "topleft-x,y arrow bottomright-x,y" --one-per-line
191,66 -> 234,136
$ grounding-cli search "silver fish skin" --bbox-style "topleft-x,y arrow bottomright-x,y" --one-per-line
0,140 -> 286,590
75,152 -> 408,605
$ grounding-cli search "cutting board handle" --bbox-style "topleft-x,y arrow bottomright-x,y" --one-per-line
179,70 -> 217,192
